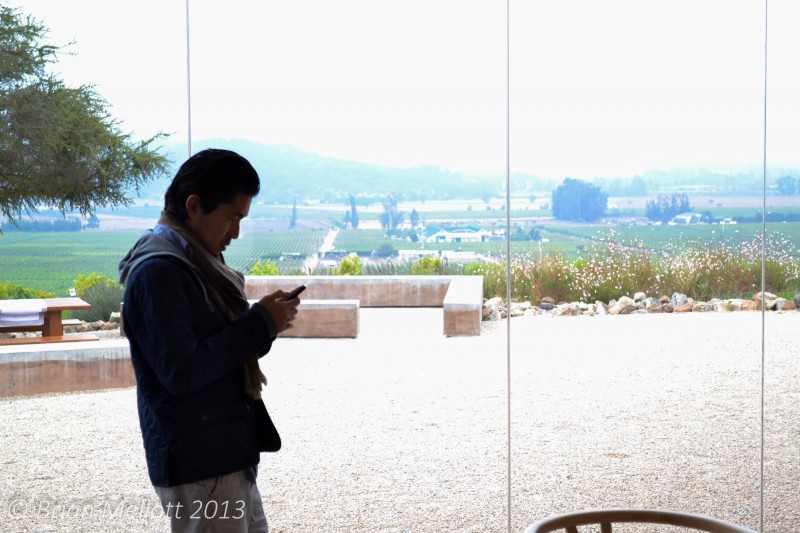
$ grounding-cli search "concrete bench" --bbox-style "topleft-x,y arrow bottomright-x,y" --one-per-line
442,276 -> 483,337
250,299 -> 359,338
244,275 -> 483,337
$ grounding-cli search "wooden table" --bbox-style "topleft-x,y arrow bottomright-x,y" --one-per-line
0,297 -> 100,345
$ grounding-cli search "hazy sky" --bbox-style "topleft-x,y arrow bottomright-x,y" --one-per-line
16,0 -> 800,178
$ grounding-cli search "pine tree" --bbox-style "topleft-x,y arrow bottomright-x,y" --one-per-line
0,6 -> 169,223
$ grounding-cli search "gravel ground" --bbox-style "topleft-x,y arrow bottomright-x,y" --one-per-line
0,309 -> 798,532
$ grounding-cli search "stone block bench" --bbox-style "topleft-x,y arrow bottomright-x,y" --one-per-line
244,275 -> 483,337
249,299 -> 360,338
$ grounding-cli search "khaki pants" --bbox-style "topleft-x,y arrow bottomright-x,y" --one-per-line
154,470 -> 268,533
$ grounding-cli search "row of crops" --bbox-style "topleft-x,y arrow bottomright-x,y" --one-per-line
226,230 -> 327,270
546,222 -> 800,257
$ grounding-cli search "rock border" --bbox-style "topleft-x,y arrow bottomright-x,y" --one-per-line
484,291 -> 800,319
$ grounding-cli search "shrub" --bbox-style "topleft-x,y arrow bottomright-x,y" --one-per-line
250,259 -> 280,275
373,243 -> 398,259
360,260 -> 466,276
465,229 -> 800,305
737,232 -> 800,296
658,243 -> 752,300
73,282 -> 125,322
0,282 -> 54,299
571,231 -> 658,303
73,273 -> 124,322
73,273 -> 112,297
332,255 -> 362,276
411,256 -> 442,275
657,232 -> 800,300
468,255 -> 576,303
517,254 -> 575,303
362,262 -> 412,275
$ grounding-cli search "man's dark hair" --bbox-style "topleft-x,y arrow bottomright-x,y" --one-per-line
164,149 -> 260,220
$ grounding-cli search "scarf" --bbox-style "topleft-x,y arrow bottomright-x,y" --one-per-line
157,212 -> 267,399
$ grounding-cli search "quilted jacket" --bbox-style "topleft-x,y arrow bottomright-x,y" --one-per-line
119,229 -> 281,487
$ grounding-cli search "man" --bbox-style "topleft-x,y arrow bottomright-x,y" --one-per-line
119,148 -> 299,532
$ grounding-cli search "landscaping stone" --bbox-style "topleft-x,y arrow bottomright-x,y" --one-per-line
716,300 -> 732,312
753,291 -> 783,311
741,300 -> 757,311
483,297 -> 503,321
617,303 -> 636,315
609,296 -> 635,315
484,296 -> 503,308
672,292 -> 688,306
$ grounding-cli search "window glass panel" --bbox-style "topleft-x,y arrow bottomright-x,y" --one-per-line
764,1 -> 800,530
0,1 -> 185,531
190,2 -> 508,531
510,1 -> 773,530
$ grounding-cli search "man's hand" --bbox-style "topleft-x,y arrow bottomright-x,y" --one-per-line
257,290 -> 301,333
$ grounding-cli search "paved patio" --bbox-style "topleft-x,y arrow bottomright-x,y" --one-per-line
0,309 -> 797,532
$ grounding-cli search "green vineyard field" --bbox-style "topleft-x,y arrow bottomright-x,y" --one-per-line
0,232 -> 142,295
0,230 -> 327,295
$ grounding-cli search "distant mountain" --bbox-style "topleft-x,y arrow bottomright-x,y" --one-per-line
139,139 -> 504,203
137,138 -> 793,203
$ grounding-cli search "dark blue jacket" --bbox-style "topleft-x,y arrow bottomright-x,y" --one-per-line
122,255 -> 281,487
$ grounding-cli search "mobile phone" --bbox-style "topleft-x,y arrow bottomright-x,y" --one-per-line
286,284 -> 307,300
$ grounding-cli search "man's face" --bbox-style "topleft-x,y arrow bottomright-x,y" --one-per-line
185,193 -> 252,257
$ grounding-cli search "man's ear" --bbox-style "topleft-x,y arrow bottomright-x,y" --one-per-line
185,194 -> 203,219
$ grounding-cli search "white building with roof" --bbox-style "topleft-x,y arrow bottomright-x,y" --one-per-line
423,225 -> 492,244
